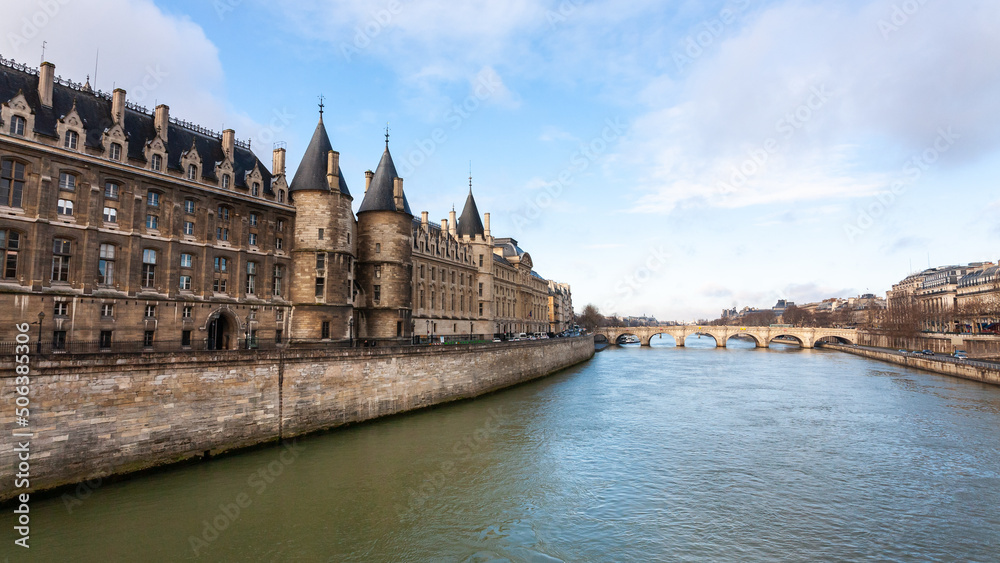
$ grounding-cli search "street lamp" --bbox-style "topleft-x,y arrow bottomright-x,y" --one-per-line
469,321 -> 473,342
36,311 -> 44,354
349,316 -> 354,348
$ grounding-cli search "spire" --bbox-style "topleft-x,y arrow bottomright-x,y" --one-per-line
457,178 -> 485,238
318,94 -> 325,121
358,132 -> 411,214
289,117 -> 351,195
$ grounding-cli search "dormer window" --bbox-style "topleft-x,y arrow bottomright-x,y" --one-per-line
251,182 -> 260,197
151,153 -> 162,171
9,116 -> 25,136
222,174 -> 230,189
58,172 -> 76,191
277,189 -> 285,203
187,164 -> 197,180
64,130 -> 78,150
109,143 -> 122,161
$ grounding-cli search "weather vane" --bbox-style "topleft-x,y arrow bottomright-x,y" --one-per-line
318,94 -> 325,118
385,123 -> 390,147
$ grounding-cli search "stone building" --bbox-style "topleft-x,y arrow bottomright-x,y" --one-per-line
548,280 -> 573,333
0,58 -> 570,350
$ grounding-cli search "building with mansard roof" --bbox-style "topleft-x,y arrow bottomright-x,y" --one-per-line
0,58 -> 570,351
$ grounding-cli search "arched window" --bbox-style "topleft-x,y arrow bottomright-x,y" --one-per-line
109,142 -> 122,161
0,229 -> 22,279
1,159 -> 25,208
187,164 -> 197,180
151,153 -> 162,171
64,130 -> 79,150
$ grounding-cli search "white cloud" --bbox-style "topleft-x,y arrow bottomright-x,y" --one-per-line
0,0 -> 265,145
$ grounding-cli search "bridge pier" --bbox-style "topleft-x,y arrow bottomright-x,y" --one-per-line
640,336 -> 652,347
675,335 -> 684,347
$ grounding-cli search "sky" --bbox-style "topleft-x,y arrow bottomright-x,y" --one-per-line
3,0 -> 999,322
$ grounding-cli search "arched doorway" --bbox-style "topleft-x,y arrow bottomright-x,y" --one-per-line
207,311 -> 235,350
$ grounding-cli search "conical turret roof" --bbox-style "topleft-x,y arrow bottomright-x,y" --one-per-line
358,144 -> 411,214
289,118 -> 351,195
457,187 -> 485,237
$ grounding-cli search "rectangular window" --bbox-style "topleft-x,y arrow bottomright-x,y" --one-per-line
179,275 -> 192,290
276,237 -> 283,250
420,264 -> 425,278
103,207 -> 117,223
375,243 -> 381,254
58,172 -> 76,191
146,214 -> 158,230
9,115 -> 25,136
275,329 -> 283,344
52,330 -> 67,350
375,265 -> 382,279
222,174 -> 231,189
277,219 -> 284,231
143,330 -> 154,348
217,206 -> 230,221
479,283 -> 484,297
141,248 -> 156,287
214,256 -> 227,272
51,238 -> 71,282
276,309 -> 284,321
321,321 -> 330,339
57,198 -> 74,216
54,302 -> 68,316
99,330 -> 112,350
318,228 -> 324,240
479,254 -> 483,267
479,303 -> 484,316
184,199 -> 195,214
101,303 -> 114,317
110,143 -> 122,161
1,159 -> 26,208
246,262 -> 257,295
216,227 -> 229,241
144,304 -> 156,318
316,253 -> 326,270
64,130 -> 78,149
373,284 -> 382,303
272,265 -> 283,296
251,182 -> 260,197
183,221 -> 194,235
249,233 -> 257,246
151,154 -> 162,171
213,279 -> 228,293
181,330 -> 192,347
104,181 -> 119,199
98,244 -> 115,285
147,192 -> 160,207
249,213 -> 258,226
181,253 -> 193,268
315,277 -> 325,298
182,306 -> 192,319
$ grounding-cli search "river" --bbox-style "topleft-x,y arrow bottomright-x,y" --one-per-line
17,337 -> 1000,561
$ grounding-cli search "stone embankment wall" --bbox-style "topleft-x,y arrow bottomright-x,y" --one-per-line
857,331 -> 1000,359
0,337 -> 594,502
824,343 -> 1000,386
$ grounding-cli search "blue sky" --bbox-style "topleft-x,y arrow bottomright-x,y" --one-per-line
4,0 -> 999,321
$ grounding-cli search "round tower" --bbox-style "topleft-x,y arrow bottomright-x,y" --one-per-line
356,135 -> 413,343
287,114 -> 356,343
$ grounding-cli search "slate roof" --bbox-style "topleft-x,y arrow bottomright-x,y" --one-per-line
493,253 -> 512,267
0,61 -> 272,193
358,145 -> 411,214
289,118 -> 350,195
456,188 -> 485,238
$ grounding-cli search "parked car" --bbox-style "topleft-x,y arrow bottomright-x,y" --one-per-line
921,350 -> 934,356
953,350 -> 968,359
897,349 -> 907,353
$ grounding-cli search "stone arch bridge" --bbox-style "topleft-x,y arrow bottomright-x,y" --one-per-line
595,326 -> 858,349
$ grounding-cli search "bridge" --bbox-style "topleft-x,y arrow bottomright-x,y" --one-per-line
594,326 -> 858,349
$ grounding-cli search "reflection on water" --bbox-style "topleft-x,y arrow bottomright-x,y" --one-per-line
20,344 -> 1000,562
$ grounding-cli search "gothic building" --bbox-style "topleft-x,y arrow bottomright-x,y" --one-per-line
0,58 -> 568,351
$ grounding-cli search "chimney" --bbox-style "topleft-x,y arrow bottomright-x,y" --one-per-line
484,212 -> 491,238
393,177 -> 404,212
421,211 -> 429,229
273,146 -> 286,176
326,150 -> 339,189
222,129 -> 235,159
38,62 -> 54,107
441,219 -> 449,233
154,104 -> 169,139
364,170 -> 374,193
449,208 -> 457,237
112,88 -> 126,124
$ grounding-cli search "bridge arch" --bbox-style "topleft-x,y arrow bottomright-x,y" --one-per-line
816,335 -> 855,345
649,333 -> 679,347
687,332 -> 721,348
726,333 -> 764,348
768,334 -> 806,348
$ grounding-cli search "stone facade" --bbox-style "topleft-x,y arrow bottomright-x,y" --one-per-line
0,336 -> 595,501
0,59 -> 571,349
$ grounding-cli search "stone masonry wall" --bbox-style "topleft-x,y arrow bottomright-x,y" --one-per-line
0,336 -> 594,501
